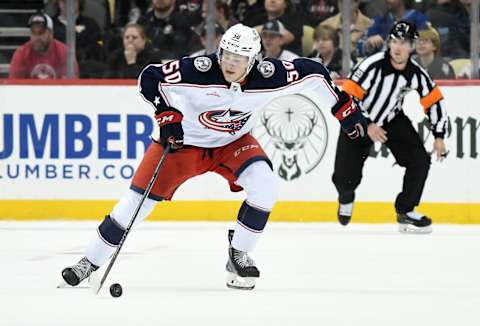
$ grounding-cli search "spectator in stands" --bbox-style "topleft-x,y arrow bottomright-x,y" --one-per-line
308,24 -> 353,79
51,0 -> 105,77
358,0 -> 386,18
303,0 -> 338,27
320,0 -> 372,55
254,0 -> 303,55
104,23 -> 164,78
357,0 -> 428,56
137,0 -> 194,59
178,0 -> 203,27
110,0 -> 150,27
190,22 -> 224,57
9,13 -> 78,79
230,0 -> 265,26
414,26 -> 455,79
426,0 -> 470,59
261,20 -> 299,60
201,0 -> 235,31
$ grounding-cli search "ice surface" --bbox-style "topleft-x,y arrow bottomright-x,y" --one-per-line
1,221 -> 480,326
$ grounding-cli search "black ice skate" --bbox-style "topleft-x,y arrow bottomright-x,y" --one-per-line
337,202 -> 353,226
61,257 -> 99,286
225,229 -> 259,290
397,212 -> 432,234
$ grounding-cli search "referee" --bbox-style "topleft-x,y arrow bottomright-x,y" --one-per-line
332,21 -> 448,233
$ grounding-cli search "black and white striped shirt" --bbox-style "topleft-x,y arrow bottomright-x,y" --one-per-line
343,51 -> 448,138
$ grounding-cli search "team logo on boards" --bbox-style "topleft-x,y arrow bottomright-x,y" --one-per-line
194,56 -> 212,72
198,109 -> 252,134
252,94 -> 328,181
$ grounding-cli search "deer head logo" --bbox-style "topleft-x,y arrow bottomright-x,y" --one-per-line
254,94 -> 328,181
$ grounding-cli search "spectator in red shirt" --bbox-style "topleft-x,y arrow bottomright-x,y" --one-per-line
9,13 -> 79,79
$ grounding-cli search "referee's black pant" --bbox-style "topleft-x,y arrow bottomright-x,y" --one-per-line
332,112 -> 431,214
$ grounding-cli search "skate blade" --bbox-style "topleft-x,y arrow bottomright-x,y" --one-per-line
398,224 -> 432,234
226,272 -> 256,290
57,280 -> 68,288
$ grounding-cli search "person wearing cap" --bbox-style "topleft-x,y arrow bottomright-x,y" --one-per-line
414,26 -> 455,79
9,13 -> 79,79
260,20 -> 298,61
189,22 -> 225,57
332,21 -> 449,233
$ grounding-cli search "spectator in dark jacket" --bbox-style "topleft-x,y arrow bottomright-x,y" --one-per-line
303,0 -> 338,27
137,0 -> 193,59
52,0 -> 104,62
357,0 -> 428,56
104,24 -> 164,78
426,0 -> 470,59
52,0 -> 105,77
253,0 -> 304,55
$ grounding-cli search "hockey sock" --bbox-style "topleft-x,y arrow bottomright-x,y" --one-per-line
232,200 -> 270,252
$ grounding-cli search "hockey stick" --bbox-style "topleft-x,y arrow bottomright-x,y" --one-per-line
90,143 -> 171,295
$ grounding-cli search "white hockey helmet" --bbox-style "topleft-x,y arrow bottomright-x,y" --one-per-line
217,23 -> 261,74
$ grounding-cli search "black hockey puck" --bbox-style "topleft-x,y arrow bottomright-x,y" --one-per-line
109,283 -> 123,298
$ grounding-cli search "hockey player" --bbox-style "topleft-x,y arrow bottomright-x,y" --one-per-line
333,21 -> 448,233
61,23 -> 367,290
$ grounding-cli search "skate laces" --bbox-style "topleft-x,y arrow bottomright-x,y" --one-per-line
232,248 -> 255,268
406,211 -> 424,221
72,257 -> 95,279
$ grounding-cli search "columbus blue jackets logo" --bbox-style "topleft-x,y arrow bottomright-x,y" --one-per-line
199,109 -> 252,135
194,56 -> 212,72
257,61 -> 275,78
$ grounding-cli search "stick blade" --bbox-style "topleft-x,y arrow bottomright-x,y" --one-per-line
88,271 -> 101,295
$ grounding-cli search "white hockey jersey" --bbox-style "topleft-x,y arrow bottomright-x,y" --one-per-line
139,54 -> 343,148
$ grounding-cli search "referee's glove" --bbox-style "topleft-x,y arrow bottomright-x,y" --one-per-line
331,91 -> 368,139
155,107 -> 184,152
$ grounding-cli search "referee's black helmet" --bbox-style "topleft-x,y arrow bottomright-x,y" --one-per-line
389,21 -> 418,42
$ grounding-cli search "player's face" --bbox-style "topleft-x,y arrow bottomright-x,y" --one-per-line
123,26 -> 146,51
30,25 -> 52,54
415,37 -> 435,56
220,50 -> 249,82
388,38 -> 413,66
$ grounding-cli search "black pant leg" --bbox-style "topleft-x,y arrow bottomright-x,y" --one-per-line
332,130 -> 372,204
384,114 -> 431,213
